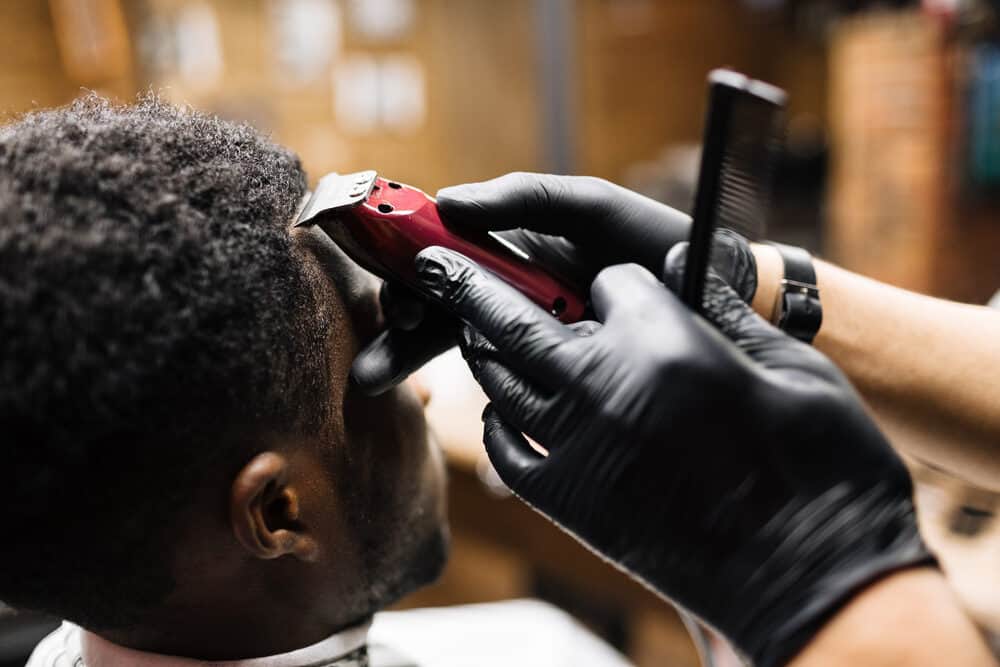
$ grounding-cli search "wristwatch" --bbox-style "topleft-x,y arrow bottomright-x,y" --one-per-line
769,243 -> 822,344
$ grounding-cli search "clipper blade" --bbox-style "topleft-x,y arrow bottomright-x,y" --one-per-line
295,170 -> 378,227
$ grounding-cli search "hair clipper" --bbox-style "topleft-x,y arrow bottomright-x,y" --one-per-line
295,171 -> 587,322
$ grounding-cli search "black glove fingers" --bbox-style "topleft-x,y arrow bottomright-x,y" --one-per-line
350,329 -> 406,396
415,246 -> 574,382
458,324 -> 498,359
660,233 -> 757,305
568,320 -> 602,337
481,403 -> 544,488
707,229 -> 758,304
438,172 -> 665,261
471,357 -> 552,441
379,281 -> 426,331
460,321 -> 596,355
662,242 -> 765,340
493,229 -> 601,287
589,263 -> 684,328
435,173 -> 532,232
460,321 -> 598,443
437,172 -> 692,278
664,244 -> 841,382
350,317 -> 457,396
437,172 -> 598,236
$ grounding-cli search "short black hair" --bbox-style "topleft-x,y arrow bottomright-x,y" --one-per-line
0,94 -> 330,628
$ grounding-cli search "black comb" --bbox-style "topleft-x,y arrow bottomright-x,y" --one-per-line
681,69 -> 787,313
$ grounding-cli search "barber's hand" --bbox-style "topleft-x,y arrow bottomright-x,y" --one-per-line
349,281 -> 457,395
414,244 -> 932,667
351,172 -> 757,394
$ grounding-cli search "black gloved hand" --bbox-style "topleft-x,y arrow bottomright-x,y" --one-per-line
349,281 -> 458,394
413,244 -> 932,667
351,172 -> 756,394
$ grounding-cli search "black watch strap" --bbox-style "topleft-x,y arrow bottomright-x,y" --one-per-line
770,242 -> 822,344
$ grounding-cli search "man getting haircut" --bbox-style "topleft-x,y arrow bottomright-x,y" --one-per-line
0,94 -> 450,662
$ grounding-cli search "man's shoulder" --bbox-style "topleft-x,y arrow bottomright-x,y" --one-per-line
370,599 -> 632,667
26,622 -> 83,667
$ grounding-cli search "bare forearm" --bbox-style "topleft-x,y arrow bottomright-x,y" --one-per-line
790,568 -> 995,667
752,245 -> 1000,490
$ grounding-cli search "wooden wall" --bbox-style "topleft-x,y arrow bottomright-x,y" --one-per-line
0,0 -> 134,119
577,0 -> 767,179
0,1 -> 77,117
827,12 -> 948,294
575,0 -> 828,182
274,0 -> 544,191
0,1 -> 829,189
827,10 -> 1000,303
131,0 -> 543,192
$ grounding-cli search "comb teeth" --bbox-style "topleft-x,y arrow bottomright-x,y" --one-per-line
715,103 -> 784,242
682,69 -> 786,313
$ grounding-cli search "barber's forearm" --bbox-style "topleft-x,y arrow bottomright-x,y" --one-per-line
789,568 -> 996,667
751,245 -> 1000,490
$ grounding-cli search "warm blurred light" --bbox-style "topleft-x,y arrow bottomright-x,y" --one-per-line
49,0 -> 131,85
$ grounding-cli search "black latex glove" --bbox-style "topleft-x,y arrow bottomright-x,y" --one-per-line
349,281 -> 458,394
351,172 -> 756,394
413,244 -> 932,667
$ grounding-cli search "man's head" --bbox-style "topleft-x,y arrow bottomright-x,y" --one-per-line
0,94 -> 446,655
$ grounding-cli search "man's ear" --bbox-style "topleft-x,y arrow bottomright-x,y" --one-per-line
230,452 -> 319,562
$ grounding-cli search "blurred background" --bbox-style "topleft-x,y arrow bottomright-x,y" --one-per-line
4,0 -> 1000,665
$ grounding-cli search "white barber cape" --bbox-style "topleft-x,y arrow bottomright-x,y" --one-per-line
27,599 -> 632,667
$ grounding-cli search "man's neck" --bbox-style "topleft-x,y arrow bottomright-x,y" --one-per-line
82,618 -> 371,666
98,597 -> 372,662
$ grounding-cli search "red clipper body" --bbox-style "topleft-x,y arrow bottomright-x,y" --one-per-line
295,171 -> 587,322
